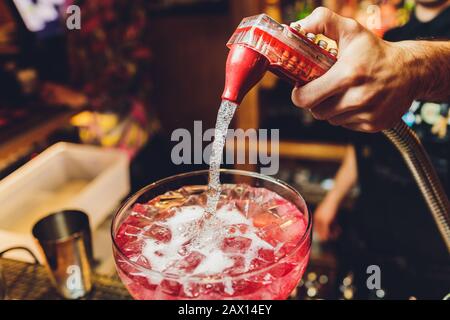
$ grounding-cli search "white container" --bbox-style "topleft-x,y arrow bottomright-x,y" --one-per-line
0,142 -> 130,262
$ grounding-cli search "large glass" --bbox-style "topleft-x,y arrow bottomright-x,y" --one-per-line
111,169 -> 311,300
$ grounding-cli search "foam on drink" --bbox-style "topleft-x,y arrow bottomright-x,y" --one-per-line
140,203 -> 274,277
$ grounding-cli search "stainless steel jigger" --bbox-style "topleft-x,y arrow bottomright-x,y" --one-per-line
32,210 -> 93,299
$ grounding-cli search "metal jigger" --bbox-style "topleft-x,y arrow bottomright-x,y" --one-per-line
32,210 -> 93,299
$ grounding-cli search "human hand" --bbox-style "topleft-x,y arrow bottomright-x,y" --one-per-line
313,198 -> 340,242
291,7 -> 420,132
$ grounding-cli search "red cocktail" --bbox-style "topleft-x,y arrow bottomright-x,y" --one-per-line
112,170 -> 311,299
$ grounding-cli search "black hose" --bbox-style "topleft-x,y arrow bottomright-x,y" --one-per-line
0,246 -> 39,264
383,122 -> 450,252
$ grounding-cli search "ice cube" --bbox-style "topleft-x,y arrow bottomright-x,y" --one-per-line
135,255 -> 151,269
249,258 -> 272,271
183,281 -> 200,298
272,198 -> 300,217
129,274 -> 157,291
242,188 -> 257,201
132,203 -> 152,215
231,279 -> 262,296
234,199 -> 250,215
153,191 -> 186,210
252,210 -> 280,228
126,215 -> 152,229
222,236 -> 252,254
226,224 -> 249,235
177,243 -> 189,256
115,223 -> 142,248
225,255 -> 246,275
173,251 -> 204,273
258,248 -> 276,262
123,225 -> 143,237
142,224 -> 172,243
183,193 -> 207,206
269,262 -> 296,278
265,202 -> 283,218
160,279 -> 182,296
122,239 -> 144,256
180,185 -> 207,196
278,215 -> 304,243
153,209 -> 176,222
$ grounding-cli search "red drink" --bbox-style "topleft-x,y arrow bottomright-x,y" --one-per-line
112,171 -> 311,300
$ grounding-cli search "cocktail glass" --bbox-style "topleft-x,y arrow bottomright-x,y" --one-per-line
111,169 -> 311,300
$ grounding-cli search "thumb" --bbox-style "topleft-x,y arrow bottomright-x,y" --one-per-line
294,7 -> 355,42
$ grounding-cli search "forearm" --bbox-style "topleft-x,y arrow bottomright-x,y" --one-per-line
323,145 -> 357,206
397,40 -> 450,102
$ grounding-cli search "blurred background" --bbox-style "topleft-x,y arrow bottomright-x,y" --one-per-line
1,0 -> 444,300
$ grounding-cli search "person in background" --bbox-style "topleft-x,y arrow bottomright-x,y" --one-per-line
291,2 -> 450,299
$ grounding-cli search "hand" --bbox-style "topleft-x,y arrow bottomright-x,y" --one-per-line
313,198 -> 340,242
291,7 -> 419,132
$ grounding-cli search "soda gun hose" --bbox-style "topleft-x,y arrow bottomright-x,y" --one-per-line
222,14 -> 450,251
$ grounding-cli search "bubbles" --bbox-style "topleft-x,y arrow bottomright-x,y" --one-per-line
205,100 -> 238,215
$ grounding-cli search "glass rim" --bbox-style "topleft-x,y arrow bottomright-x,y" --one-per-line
111,169 -> 312,283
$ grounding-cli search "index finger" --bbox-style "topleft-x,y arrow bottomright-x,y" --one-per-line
292,61 -> 349,109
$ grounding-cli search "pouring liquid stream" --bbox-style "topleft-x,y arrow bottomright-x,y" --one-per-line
187,99 -> 237,250
204,100 -> 238,217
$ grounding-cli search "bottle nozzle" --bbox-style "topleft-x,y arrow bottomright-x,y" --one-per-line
221,45 -> 269,104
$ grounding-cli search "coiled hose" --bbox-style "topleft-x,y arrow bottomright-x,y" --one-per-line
383,122 -> 450,252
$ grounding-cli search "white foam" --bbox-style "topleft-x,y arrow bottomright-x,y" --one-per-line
164,206 -> 204,229
215,206 -> 249,225
224,277 -> 234,295
141,205 -> 204,273
139,204 -> 274,277
193,250 -> 234,275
